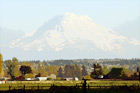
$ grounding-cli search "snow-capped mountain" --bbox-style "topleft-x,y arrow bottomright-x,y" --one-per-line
9,13 -> 140,59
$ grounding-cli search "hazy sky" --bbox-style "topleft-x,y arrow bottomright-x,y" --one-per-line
0,0 -> 140,60
0,0 -> 140,33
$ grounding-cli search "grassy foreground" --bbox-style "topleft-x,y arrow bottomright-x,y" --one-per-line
0,80 -> 140,92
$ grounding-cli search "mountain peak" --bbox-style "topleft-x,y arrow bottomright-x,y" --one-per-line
63,12 -> 92,21
10,13 -> 140,59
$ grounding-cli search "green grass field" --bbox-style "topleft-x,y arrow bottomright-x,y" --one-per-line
0,80 -> 140,91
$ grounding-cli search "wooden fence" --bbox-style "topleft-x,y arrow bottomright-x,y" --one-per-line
0,84 -> 140,91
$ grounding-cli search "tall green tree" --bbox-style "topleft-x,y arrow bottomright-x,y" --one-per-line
6,58 -> 18,80
12,57 -> 21,77
0,53 -> 3,77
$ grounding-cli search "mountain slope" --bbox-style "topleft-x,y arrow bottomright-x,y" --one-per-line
0,27 -> 24,47
9,13 -> 140,59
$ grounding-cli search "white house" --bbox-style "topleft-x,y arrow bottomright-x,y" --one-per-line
37,77 -> 48,81
98,75 -> 104,79
74,77 -> 79,81
25,78 -> 32,80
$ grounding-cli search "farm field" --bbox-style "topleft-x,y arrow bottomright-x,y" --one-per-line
0,80 -> 140,91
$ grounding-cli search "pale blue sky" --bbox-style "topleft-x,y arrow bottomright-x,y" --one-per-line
0,0 -> 140,60
0,0 -> 140,33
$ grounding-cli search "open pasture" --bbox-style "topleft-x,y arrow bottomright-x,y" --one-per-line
0,80 -> 140,91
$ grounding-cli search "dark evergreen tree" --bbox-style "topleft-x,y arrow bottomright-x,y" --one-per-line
64,65 -> 82,79
71,65 -> 76,78
90,63 -> 103,79
64,65 -> 72,77
74,64 -> 82,79
57,67 -> 64,78
82,65 -> 88,76
108,67 -> 125,79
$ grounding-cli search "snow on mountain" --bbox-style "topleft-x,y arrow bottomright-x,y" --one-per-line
10,13 -> 140,54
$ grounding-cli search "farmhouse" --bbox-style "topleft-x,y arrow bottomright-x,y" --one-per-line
64,77 -> 79,81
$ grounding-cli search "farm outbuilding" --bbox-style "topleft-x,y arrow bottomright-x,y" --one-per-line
36,77 -> 48,81
74,77 -> 79,81
48,74 -> 56,80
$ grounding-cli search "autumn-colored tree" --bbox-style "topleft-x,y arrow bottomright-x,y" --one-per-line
123,69 -> 134,79
84,75 -> 92,80
37,62 -> 47,77
0,53 -> 3,77
3,69 -> 8,77
46,65 -> 59,75
102,66 -> 109,75
25,73 -> 35,78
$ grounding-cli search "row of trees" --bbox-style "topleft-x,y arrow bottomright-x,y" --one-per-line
57,65 -> 88,79
90,63 -> 139,80
0,54 -> 88,80
0,53 -> 139,80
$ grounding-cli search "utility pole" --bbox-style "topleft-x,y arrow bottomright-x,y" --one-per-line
82,78 -> 88,93
137,67 -> 140,82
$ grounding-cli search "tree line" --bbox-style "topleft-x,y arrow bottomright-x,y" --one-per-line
0,53 -> 139,80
